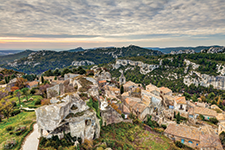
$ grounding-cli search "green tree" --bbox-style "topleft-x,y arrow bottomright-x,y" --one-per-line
21,88 -> 30,101
120,85 -> 124,95
0,99 -> 14,119
13,90 -> 22,106
192,93 -> 198,102
176,112 -> 180,124
41,76 -> 44,84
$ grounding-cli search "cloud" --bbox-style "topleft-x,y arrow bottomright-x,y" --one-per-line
0,0 -> 224,42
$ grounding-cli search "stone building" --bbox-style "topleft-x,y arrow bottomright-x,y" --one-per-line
123,81 -> 142,92
188,106 -> 217,120
119,70 -> 126,85
174,96 -> 187,112
164,123 -> 223,149
36,93 -> 100,141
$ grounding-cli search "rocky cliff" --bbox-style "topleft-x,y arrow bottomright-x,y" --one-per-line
184,71 -> 225,90
112,59 -> 160,75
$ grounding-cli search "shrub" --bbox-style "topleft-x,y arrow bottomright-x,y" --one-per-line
161,124 -> 167,129
11,109 -> 21,116
6,126 -> 14,131
128,135 -> 135,142
175,141 -> 185,148
4,139 -> 17,149
15,125 -> 27,136
81,139 -> 93,149
121,114 -> 125,119
41,99 -> 50,105
78,137 -> 82,145
209,118 -> 219,124
35,99 -> 41,105
39,137 -> 47,146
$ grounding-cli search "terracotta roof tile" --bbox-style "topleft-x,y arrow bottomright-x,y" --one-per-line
191,107 -> 217,117
27,81 -> 38,87
175,96 -> 186,104
164,123 -> 201,141
159,86 -> 172,94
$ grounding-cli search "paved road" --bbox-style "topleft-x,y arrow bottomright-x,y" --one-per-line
21,123 -> 40,150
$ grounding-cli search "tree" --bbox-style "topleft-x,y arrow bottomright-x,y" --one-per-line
0,99 -> 14,119
41,76 -> 44,84
176,112 -> 180,124
192,93 -> 198,102
77,67 -> 86,75
15,77 -> 28,89
14,90 -> 22,106
53,69 -> 61,76
219,131 -> 225,147
208,92 -> 215,99
21,88 -> 30,101
120,85 -> 124,94
174,111 -> 176,119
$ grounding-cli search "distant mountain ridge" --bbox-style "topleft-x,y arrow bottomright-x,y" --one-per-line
1,45 -> 162,74
145,45 -> 223,54
67,47 -> 84,52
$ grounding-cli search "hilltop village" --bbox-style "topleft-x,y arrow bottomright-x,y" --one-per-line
1,65 -> 225,149
30,66 -> 224,149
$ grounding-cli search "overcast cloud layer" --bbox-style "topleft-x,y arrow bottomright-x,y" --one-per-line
0,0 -> 225,49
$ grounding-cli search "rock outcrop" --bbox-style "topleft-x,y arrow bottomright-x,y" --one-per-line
201,47 -> 225,53
184,71 -> 225,90
112,59 -> 159,75
71,60 -> 95,66
36,93 -> 100,140
170,49 -> 195,55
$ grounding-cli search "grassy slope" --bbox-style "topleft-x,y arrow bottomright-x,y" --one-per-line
0,94 -> 43,149
0,111 -> 36,149
94,122 -> 179,150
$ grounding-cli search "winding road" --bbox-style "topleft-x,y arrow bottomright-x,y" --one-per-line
21,123 -> 40,150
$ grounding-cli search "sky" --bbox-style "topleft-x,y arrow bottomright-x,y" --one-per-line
0,0 -> 225,50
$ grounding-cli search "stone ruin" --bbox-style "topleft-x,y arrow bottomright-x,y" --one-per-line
36,93 -> 100,140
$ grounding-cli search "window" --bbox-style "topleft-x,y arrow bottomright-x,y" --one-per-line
181,139 -> 184,143
196,143 -> 198,146
188,141 -> 193,144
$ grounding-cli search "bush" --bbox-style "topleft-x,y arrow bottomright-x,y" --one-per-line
11,109 -> 21,116
6,126 -> 14,131
121,114 -> 125,119
81,139 -> 93,149
209,118 -> 219,124
35,99 -> 41,105
161,124 -> 167,129
4,139 -> 17,149
15,125 -> 27,136
175,141 -> 185,148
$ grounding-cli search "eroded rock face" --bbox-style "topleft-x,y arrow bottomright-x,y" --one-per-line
112,59 -> 159,75
36,93 -> 100,140
184,71 -> 225,90
71,60 -> 95,66
201,47 -> 225,53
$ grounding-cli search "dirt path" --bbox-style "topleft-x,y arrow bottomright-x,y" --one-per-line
21,123 -> 40,150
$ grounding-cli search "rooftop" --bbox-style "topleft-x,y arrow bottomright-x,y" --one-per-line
175,96 -> 186,104
164,123 -> 201,141
27,80 -> 39,87
123,81 -> 140,87
189,106 -> 217,117
159,86 -> 172,94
